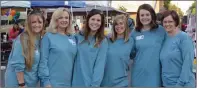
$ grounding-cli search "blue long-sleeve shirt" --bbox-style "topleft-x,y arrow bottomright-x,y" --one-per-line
160,31 -> 195,87
101,37 -> 134,87
72,32 -> 108,87
5,35 -> 40,87
130,25 -> 166,87
38,32 -> 77,87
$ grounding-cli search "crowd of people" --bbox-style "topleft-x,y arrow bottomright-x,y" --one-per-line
4,3 -> 196,88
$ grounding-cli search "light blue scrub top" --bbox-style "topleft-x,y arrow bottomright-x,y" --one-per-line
72,32 -> 108,87
160,31 -> 195,87
101,37 -> 134,87
5,35 -> 40,87
130,25 -> 166,87
38,32 -> 77,87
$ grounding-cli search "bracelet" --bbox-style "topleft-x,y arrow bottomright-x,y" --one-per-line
18,83 -> 25,87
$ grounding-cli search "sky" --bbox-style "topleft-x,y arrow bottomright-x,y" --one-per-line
170,1 -> 194,14
111,1 -> 194,14
111,1 -> 155,12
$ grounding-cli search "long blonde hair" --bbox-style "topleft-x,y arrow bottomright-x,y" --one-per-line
111,14 -> 130,43
20,10 -> 45,71
47,8 -> 73,35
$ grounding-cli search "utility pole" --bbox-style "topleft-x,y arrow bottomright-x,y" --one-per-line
109,0 -> 112,7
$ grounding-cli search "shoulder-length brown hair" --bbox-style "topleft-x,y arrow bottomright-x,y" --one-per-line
135,4 -> 158,32
20,10 -> 45,71
83,9 -> 105,47
162,10 -> 180,27
111,14 -> 130,43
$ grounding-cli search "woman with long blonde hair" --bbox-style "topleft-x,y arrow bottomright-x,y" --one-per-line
101,14 -> 134,87
38,8 -> 77,87
5,10 -> 45,87
72,9 -> 108,87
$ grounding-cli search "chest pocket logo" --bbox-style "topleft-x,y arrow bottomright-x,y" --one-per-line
171,41 -> 180,52
35,49 -> 39,56
68,39 -> 76,46
136,35 -> 144,40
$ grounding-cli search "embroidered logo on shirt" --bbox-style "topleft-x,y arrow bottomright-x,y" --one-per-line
68,39 -> 76,45
136,35 -> 144,40
35,50 -> 39,55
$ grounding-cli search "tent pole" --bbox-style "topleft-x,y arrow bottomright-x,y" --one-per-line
86,6 -> 87,15
106,5 -> 108,28
154,0 -> 157,10
7,8 -> 11,25
70,6 -> 73,22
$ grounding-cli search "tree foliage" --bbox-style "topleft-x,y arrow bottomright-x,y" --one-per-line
118,5 -> 127,12
188,1 -> 196,14
163,0 -> 184,18
168,4 -> 184,18
164,0 -> 171,10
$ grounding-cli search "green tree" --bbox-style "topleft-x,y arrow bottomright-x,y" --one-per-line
164,0 -> 171,9
168,4 -> 184,18
118,5 -> 127,12
188,1 -> 196,14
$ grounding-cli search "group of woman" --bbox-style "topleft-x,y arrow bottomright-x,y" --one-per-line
4,4 -> 195,88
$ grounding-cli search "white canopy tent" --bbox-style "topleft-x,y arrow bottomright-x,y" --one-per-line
85,1 -> 110,27
1,1 -> 31,8
1,1 -> 111,28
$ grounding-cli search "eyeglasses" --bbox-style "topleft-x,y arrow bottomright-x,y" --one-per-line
163,20 -> 174,24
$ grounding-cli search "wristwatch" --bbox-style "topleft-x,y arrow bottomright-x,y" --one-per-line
18,83 -> 25,87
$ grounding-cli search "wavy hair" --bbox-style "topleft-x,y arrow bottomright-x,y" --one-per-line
20,10 -> 45,71
135,4 -> 158,32
47,8 -> 73,35
83,9 -> 105,48
111,14 -> 130,43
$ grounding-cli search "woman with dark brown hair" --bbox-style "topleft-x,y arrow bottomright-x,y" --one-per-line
130,4 -> 166,87
72,9 -> 108,87
160,10 -> 195,87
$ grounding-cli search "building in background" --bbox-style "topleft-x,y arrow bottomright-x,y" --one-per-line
111,1 -> 164,21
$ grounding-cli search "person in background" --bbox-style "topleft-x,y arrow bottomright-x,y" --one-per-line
101,14 -> 134,87
125,14 -> 135,32
128,18 -> 135,32
130,4 -> 166,87
72,9 -> 108,87
160,10 -> 195,88
74,24 -> 80,33
159,7 -> 167,14
5,10 -> 45,87
40,8 -> 48,28
156,7 -> 167,25
18,21 -> 25,34
8,23 -> 21,41
38,8 -> 77,87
